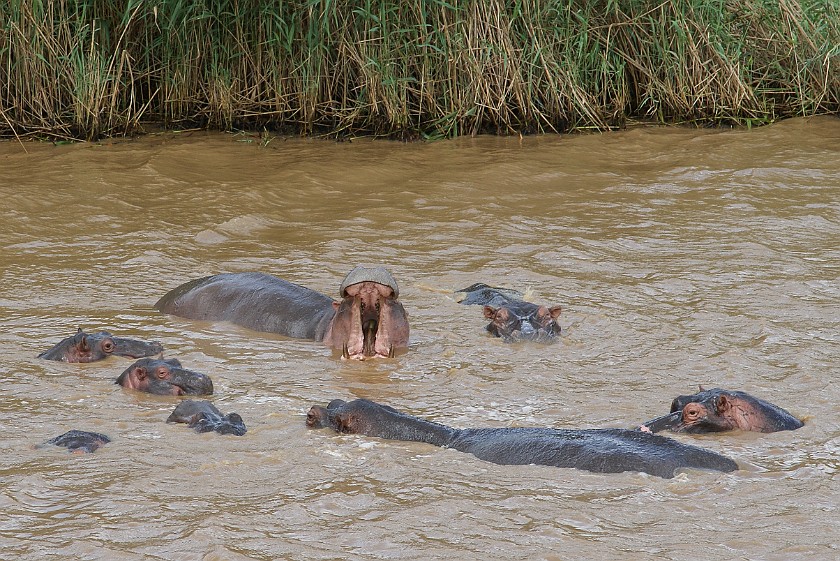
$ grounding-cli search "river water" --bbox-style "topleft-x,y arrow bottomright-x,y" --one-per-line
1,117 -> 838,560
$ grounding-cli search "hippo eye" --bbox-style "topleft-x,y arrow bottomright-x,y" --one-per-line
155,367 -> 170,379
102,340 -> 115,353
684,405 -> 701,420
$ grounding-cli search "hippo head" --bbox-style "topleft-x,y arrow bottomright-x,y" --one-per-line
167,400 -> 247,436
116,358 -> 214,396
483,302 -> 562,343
324,266 -> 410,360
306,398 -> 406,434
307,398 -> 455,446
307,399 -> 363,432
640,387 -> 804,434
38,328 -> 164,362
642,399 -> 737,434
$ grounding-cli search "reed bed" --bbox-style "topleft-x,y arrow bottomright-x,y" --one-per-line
1,0 -> 837,140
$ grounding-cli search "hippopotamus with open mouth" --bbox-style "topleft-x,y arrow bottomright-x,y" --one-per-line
38,328 -> 164,362
639,388 -> 803,434
39,430 -> 111,453
155,266 -> 409,359
167,400 -> 247,436
116,358 -> 214,396
307,398 -> 738,479
456,283 -> 562,343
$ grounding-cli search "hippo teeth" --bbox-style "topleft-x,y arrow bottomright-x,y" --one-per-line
342,343 -> 350,360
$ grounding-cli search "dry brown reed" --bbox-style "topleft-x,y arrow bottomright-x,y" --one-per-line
0,0 -> 837,140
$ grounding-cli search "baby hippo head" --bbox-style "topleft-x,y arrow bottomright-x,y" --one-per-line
483,302 -> 561,343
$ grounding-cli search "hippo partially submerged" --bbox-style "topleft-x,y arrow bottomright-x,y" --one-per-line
38,328 -> 163,362
639,388 -> 803,434
456,283 -> 561,343
167,400 -> 247,436
156,266 -> 409,359
40,430 -> 111,453
116,358 -> 214,396
307,399 -> 738,479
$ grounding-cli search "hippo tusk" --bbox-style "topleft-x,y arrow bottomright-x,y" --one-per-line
388,345 -> 395,359
342,343 -> 350,360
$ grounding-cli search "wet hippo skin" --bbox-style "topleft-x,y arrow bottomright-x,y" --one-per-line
156,266 -> 409,360
38,328 -> 164,362
455,283 -> 561,343
307,399 -> 738,479
640,388 -> 804,434
40,430 -> 111,453
167,400 -> 247,436
115,358 -> 214,396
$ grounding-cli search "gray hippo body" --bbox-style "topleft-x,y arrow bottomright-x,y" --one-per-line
307,399 -> 738,479
640,388 -> 803,434
156,267 -> 409,359
40,430 -> 111,453
38,328 -> 163,363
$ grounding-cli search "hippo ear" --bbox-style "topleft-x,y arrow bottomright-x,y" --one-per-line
483,306 -> 497,319
548,306 -> 562,319
716,394 -> 731,412
79,335 -> 91,353
134,366 -> 147,380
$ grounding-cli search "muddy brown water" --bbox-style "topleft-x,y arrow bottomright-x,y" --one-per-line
1,117 -> 838,560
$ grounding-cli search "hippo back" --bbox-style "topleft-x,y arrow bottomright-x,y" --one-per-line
450,427 -> 738,479
156,272 -> 336,340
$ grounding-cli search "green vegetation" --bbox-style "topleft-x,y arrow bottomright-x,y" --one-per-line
1,0 -> 837,140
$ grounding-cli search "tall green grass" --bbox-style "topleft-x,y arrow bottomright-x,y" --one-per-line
1,0 -> 837,140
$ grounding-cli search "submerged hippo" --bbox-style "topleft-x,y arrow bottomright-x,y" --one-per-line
39,430 -> 111,453
38,328 -> 163,362
167,400 -> 247,436
156,266 -> 409,360
116,358 -> 214,396
639,388 -> 803,434
456,283 -> 561,343
307,398 -> 738,479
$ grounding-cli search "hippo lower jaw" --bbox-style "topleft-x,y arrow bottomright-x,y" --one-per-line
336,297 -> 403,360
342,343 -> 395,360
341,319 -> 395,360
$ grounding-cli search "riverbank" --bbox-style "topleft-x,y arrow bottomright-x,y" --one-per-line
1,0 -> 838,141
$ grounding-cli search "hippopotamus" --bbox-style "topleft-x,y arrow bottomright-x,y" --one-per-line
307,399 -> 738,479
456,283 -> 526,307
38,328 -> 164,362
166,400 -> 247,436
39,430 -> 111,453
115,358 -> 214,396
155,266 -> 409,359
639,388 -> 804,434
455,283 -> 561,342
